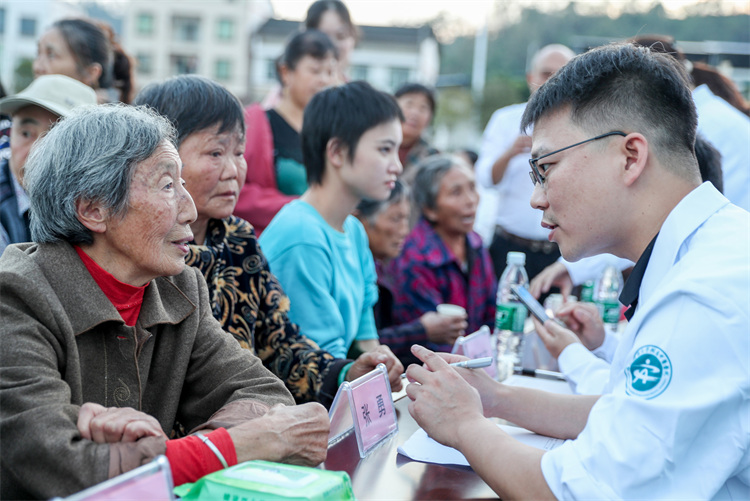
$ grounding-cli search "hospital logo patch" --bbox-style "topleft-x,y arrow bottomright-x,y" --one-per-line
625,345 -> 672,399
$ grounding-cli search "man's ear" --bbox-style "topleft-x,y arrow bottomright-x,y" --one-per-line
76,199 -> 108,234
326,137 -> 348,170
620,133 -> 649,187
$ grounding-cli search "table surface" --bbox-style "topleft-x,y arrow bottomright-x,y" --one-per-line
322,393 -> 499,501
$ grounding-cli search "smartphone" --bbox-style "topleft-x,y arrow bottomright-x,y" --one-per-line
510,284 -> 552,323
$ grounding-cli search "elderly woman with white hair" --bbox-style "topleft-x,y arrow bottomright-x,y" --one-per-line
355,179 -> 468,367
386,155 -> 497,358
0,104 -> 328,499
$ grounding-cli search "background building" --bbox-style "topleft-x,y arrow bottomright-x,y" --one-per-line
0,0 -> 81,92
121,0 -> 272,100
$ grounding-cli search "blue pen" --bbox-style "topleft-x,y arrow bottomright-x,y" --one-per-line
450,357 -> 493,369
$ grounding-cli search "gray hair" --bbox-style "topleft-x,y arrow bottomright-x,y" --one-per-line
355,179 -> 410,225
24,103 -> 176,244
412,154 -> 468,213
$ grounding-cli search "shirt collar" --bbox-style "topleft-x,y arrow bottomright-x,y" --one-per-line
620,234 -> 658,321
412,217 -> 483,268
10,169 -> 29,215
26,241 -> 196,334
691,84 -> 712,105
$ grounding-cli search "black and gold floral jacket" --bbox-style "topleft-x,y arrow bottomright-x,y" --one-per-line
186,216 -> 349,407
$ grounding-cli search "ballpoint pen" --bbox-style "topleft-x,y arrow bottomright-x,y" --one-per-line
519,368 -> 566,381
450,357 -> 493,369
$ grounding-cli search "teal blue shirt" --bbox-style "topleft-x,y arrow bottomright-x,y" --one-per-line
259,200 -> 379,358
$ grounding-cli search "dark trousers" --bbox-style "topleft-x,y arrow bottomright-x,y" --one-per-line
489,228 -> 561,282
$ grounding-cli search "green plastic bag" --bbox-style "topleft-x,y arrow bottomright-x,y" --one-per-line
174,460 -> 355,501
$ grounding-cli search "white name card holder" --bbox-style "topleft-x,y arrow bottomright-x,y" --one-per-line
451,325 -> 497,378
51,455 -> 175,501
327,363 -> 398,458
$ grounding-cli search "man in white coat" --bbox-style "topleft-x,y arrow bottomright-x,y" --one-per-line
405,43 -> 749,500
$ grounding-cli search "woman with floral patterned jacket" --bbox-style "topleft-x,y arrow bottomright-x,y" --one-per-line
134,75 -> 402,407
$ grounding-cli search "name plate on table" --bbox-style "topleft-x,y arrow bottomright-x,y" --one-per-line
452,325 -> 497,378
52,455 -> 174,501
328,363 -> 398,458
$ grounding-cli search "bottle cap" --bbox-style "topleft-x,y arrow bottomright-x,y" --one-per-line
506,251 -> 526,265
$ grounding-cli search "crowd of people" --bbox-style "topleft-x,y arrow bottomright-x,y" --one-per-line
0,1 -> 748,499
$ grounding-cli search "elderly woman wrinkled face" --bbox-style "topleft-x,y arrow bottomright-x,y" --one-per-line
88,140 -> 197,286
178,125 -> 246,224
424,162 -> 479,236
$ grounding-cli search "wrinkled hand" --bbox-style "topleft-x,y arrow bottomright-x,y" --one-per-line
348,344 -> 404,392
507,135 -> 532,158
532,317 -> 580,359
77,402 -> 166,443
529,261 -> 573,299
405,345 -> 485,449
421,311 -> 468,346
229,402 -> 329,467
556,302 -> 605,351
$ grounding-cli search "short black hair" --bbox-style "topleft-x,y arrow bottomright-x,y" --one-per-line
281,29 -> 337,76
302,81 -> 403,186
522,43 -> 697,177
134,75 -> 244,146
394,82 -> 436,116
695,134 -> 723,193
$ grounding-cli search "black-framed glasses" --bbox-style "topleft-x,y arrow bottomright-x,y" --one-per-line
528,131 -> 627,186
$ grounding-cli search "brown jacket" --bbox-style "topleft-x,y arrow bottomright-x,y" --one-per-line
0,242 -> 293,500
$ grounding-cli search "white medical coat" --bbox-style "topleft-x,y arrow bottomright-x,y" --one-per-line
541,183 -> 750,499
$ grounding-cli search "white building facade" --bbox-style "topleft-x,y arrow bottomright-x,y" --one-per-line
0,0 -> 82,92
121,0 -> 272,100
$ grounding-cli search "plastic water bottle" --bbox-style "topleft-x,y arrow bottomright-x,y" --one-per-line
580,280 -> 595,303
594,265 -> 623,328
494,251 -> 529,381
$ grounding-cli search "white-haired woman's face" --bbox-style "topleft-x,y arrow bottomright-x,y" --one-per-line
362,198 -> 410,261
98,141 -> 197,286
423,164 -> 479,237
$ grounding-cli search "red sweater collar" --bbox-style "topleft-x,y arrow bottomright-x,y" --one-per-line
74,246 -> 146,326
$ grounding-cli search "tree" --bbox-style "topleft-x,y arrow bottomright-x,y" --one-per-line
14,59 -> 34,93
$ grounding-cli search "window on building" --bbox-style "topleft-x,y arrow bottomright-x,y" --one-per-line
137,13 -> 154,35
171,55 -> 198,75
351,65 -> 369,81
215,59 -> 231,81
389,67 -> 410,91
0,9 -> 6,35
20,17 -> 37,38
136,54 -> 153,75
216,19 -> 233,41
266,58 -> 279,81
172,17 -> 200,42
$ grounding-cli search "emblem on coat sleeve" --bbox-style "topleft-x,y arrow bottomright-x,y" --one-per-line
625,345 -> 672,399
